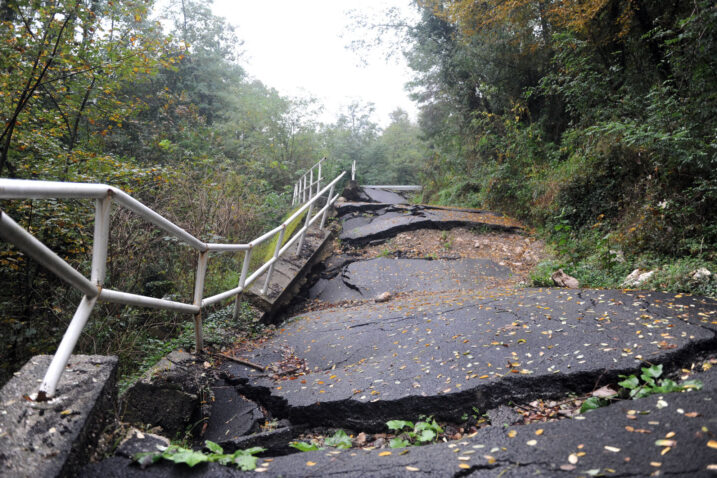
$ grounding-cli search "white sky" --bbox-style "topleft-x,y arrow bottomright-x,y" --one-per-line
210,0 -> 419,128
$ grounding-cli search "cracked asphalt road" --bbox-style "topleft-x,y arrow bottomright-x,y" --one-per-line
81,187 -> 717,477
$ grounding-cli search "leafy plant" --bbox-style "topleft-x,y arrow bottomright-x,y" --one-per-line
581,364 -> 703,413
289,441 -> 321,452
135,440 -> 265,471
386,417 -> 443,447
324,429 -> 353,449
617,364 -> 702,399
290,429 -> 352,452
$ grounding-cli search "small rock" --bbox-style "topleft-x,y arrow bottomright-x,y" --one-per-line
692,268 -> 711,281
372,437 -> 386,448
551,269 -> 579,289
474,239 -> 490,248
486,405 -> 522,427
622,269 -> 656,287
355,432 -> 368,446
375,292 -> 392,303
116,428 -> 170,459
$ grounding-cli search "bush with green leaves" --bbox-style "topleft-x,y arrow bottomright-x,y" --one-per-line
135,440 -> 264,471
386,417 -> 443,448
289,429 -> 353,452
581,364 -> 703,413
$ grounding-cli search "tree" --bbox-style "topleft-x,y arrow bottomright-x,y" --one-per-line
0,0 -> 162,178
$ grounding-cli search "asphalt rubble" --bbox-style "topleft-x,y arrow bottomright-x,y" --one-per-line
82,187 -> 717,477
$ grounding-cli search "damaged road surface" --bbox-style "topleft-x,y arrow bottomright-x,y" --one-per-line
336,202 -> 523,246
81,187 -> 717,477
309,257 -> 512,302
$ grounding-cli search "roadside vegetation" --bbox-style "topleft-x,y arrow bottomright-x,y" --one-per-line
0,0 -> 427,386
363,0 -> 717,297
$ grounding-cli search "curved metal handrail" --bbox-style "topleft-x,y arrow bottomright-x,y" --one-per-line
0,170 -> 345,399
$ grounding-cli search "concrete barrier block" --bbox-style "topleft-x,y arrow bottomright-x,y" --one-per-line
0,355 -> 117,478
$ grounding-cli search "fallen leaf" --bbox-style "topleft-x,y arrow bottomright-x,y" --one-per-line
526,440 -> 537,446
568,453 -> 578,464
405,466 -> 420,471
507,430 -> 517,438
458,463 -> 470,469
306,461 -> 316,467
379,451 -> 392,457
604,446 -> 621,453
708,440 -> 717,450
592,385 -> 618,398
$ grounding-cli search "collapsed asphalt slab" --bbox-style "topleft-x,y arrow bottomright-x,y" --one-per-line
336,203 -> 523,246
81,367 -> 717,477
308,257 -> 512,302
362,187 -> 410,204
220,288 -> 717,430
78,187 -> 717,477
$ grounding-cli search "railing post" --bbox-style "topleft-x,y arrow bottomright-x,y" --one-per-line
302,175 -> 307,203
38,196 -> 110,399
233,247 -> 252,321
192,251 -> 209,354
91,197 -> 111,285
38,295 -> 98,399
260,226 -> 285,295
309,168 -> 314,201
320,184 -> 335,230
296,201 -> 314,255
316,162 -> 322,196
351,160 -> 356,181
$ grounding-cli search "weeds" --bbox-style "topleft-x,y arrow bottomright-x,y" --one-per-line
386,417 -> 443,448
580,364 -> 703,413
135,440 -> 264,471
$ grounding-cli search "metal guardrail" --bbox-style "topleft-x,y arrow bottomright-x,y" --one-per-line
0,171 -> 345,399
292,157 -> 326,206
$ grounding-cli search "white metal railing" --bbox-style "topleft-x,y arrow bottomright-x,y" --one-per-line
0,171 -> 345,399
292,157 -> 326,206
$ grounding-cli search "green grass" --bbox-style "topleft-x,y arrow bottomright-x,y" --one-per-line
529,229 -> 716,298
117,302 -> 256,395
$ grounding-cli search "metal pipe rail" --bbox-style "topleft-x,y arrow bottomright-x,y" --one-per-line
0,171 -> 345,399
292,157 -> 326,206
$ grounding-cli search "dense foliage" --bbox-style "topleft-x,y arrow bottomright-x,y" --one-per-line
404,0 -> 716,293
0,0 -> 425,384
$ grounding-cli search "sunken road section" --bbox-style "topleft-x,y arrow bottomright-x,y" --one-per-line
336,202 -> 523,246
222,288 -> 717,429
78,186 -> 717,477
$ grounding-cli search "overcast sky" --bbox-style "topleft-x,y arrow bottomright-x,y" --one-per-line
210,0 -> 419,127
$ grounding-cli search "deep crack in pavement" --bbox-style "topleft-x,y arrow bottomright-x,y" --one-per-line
82,187 -> 717,477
